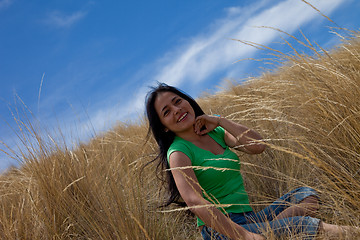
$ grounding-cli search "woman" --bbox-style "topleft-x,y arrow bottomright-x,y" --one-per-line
145,83 -> 351,240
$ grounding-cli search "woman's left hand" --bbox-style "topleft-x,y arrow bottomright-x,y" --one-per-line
194,115 -> 220,135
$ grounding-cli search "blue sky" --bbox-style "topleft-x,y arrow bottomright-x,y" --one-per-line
0,0 -> 359,171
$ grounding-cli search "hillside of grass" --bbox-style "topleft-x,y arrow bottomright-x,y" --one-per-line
1,30 -> 360,239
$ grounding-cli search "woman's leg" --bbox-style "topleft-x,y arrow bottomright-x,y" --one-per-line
251,187 -> 320,222
275,195 -> 319,220
201,214 -> 359,240
229,212 -> 320,239
318,221 -> 360,239
237,187 -> 321,239
241,215 -> 320,240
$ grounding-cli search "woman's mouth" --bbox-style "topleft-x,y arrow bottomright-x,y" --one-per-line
177,112 -> 188,122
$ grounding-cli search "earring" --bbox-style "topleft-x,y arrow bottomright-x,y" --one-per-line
164,128 -> 169,132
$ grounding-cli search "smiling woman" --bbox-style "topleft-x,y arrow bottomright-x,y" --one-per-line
144,83 -> 357,240
154,91 -> 197,135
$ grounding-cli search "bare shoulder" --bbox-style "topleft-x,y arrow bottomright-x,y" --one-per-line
169,151 -> 192,168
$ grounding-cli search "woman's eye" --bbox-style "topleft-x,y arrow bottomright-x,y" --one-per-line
164,110 -> 169,116
175,99 -> 182,105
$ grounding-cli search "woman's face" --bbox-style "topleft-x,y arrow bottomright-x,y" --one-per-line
154,91 -> 196,134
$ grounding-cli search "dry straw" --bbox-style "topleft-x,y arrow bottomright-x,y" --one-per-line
1,8 -> 360,240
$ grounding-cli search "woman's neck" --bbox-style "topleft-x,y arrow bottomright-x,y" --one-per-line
175,127 -> 202,143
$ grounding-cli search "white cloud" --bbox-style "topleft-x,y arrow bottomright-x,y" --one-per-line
101,0 -> 347,128
89,0 -> 347,127
153,0 -> 346,88
44,0 -> 348,133
45,10 -> 87,28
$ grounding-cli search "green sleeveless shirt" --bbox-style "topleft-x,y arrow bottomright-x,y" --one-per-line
167,126 -> 253,226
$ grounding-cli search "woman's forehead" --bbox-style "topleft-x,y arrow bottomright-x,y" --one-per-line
154,91 -> 179,110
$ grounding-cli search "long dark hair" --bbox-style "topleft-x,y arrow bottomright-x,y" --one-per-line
145,83 -> 205,207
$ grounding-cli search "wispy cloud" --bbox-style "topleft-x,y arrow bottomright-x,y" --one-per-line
0,0 -> 13,10
53,0 -> 348,130
45,10 -> 87,28
107,0 -> 344,120
85,0 -> 347,129
153,0 -> 346,88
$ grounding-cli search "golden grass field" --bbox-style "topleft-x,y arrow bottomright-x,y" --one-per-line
1,26 -> 360,239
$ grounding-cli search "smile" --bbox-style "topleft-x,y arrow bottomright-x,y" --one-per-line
177,112 -> 188,122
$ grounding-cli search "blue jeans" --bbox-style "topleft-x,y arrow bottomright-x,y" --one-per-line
201,187 -> 321,240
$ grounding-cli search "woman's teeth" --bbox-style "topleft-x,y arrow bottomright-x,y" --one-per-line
177,113 -> 188,122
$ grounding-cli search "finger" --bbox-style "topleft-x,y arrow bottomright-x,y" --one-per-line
195,120 -> 205,134
198,129 -> 209,135
196,118 -> 203,127
194,120 -> 202,133
198,125 -> 209,135
194,125 -> 199,134
196,124 -> 203,134
195,115 -> 204,121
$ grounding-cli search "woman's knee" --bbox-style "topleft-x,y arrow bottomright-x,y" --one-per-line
290,187 -> 319,204
300,195 -> 320,210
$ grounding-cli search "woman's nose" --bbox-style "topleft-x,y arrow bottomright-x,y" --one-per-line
173,105 -> 181,114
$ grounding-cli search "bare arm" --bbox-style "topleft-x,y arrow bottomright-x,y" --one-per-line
194,115 -> 266,154
169,151 -> 265,240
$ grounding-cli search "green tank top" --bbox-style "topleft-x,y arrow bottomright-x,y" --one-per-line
167,126 -> 253,226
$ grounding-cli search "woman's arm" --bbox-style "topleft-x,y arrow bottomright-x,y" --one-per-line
194,115 -> 265,154
169,151 -> 265,240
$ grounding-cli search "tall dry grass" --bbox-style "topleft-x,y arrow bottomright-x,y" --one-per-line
1,28 -> 360,239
